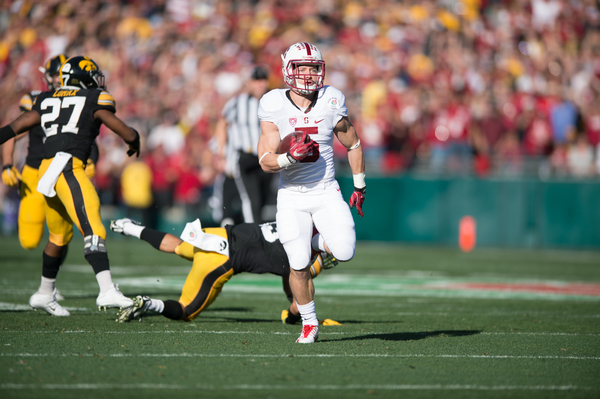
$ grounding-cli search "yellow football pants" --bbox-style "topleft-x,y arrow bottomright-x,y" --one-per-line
18,164 -> 46,249
39,157 -> 106,247
175,228 -> 234,321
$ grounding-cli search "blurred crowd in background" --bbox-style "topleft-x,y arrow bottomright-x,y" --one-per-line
1,0 -> 600,229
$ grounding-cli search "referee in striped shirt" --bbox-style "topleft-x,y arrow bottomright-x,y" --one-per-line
215,66 -> 275,224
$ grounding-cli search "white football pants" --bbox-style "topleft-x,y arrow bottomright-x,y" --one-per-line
276,179 -> 356,271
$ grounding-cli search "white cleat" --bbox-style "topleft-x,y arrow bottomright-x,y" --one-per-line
109,218 -> 141,236
116,295 -> 151,323
54,288 -> 65,301
96,283 -> 133,310
29,290 -> 70,316
296,324 -> 319,344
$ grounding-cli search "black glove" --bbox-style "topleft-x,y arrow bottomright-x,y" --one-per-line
126,129 -> 140,158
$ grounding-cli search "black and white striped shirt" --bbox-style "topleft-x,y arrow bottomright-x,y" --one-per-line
222,92 -> 261,156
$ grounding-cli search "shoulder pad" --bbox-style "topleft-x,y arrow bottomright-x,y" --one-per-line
19,93 -> 34,111
98,90 -> 116,108
259,89 -> 285,113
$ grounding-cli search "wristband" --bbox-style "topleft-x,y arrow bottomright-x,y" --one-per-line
277,153 -> 294,169
3,164 -> 13,171
0,125 -> 17,145
353,172 -> 366,189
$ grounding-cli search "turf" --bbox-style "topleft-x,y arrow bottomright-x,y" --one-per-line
1,233 -> 599,399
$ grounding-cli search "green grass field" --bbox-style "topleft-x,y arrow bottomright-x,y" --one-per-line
1,233 -> 599,399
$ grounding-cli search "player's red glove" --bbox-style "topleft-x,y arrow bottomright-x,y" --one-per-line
287,132 -> 316,163
349,186 -> 366,217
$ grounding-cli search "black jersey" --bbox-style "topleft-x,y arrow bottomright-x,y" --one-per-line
31,87 -> 115,162
19,91 -> 46,169
225,222 -> 290,276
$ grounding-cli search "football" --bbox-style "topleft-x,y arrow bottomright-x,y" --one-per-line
278,131 -> 319,163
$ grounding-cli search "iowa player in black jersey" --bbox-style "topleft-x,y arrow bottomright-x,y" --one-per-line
2,54 -> 98,253
0,56 -> 141,316
109,218 -> 339,324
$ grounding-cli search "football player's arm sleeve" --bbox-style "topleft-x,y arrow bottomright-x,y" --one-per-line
257,121 -> 284,173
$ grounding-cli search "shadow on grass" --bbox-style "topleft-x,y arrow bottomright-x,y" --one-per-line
320,330 -> 481,342
59,291 -> 182,300
202,307 -> 253,313
323,319 -> 406,325
200,316 -> 276,323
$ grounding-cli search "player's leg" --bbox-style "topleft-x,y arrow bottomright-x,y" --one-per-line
233,165 -> 255,223
116,294 -> 184,322
110,218 -> 182,253
276,189 -> 319,343
238,161 -> 267,223
28,185 -> 74,316
117,249 -> 233,322
17,165 -> 47,249
311,182 -> 356,262
53,158 -> 131,309
179,230 -> 234,320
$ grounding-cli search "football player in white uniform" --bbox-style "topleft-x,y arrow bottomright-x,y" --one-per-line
257,42 -> 366,343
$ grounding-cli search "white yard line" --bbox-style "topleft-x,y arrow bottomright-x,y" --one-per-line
2,329 -> 600,336
0,383 -> 596,391
1,353 -> 599,360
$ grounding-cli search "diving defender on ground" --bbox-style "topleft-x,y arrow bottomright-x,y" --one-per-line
110,217 -> 338,323
257,42 -> 366,343
0,56 -> 141,316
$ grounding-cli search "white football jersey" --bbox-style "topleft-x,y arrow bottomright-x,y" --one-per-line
258,85 -> 347,185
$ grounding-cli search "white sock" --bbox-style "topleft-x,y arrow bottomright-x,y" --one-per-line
149,298 -> 164,313
124,223 -> 145,239
39,277 -> 55,296
311,233 -> 325,252
95,270 -> 114,293
296,300 -> 318,326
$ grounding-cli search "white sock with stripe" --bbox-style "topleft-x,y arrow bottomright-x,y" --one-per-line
124,223 -> 145,239
149,299 -> 164,313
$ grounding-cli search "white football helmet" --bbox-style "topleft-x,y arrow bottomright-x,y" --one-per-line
281,42 -> 325,95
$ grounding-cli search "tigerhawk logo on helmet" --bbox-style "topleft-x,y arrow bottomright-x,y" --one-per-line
59,56 -> 106,90
281,42 -> 326,95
